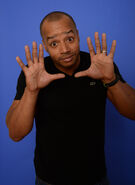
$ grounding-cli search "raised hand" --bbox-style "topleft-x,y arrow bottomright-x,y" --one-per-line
75,32 -> 116,83
16,42 -> 65,93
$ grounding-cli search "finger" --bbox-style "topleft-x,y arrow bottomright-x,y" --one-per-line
25,45 -> 33,66
74,70 -> 89,78
16,56 -> 27,73
108,40 -> 116,59
102,33 -> 107,55
50,73 -> 65,81
95,32 -> 101,54
87,37 -> 95,57
32,41 -> 38,63
39,44 -> 44,63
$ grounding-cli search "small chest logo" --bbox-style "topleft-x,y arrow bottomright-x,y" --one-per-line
90,81 -> 96,86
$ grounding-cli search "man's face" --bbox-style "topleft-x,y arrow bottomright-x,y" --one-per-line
42,16 -> 80,71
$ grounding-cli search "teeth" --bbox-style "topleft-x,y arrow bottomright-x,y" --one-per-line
63,56 -> 73,62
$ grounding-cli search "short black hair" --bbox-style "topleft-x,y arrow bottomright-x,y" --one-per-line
40,11 -> 77,38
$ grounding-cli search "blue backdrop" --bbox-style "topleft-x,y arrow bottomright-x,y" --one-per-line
1,0 -> 135,185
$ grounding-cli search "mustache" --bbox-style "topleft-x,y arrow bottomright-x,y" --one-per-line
59,53 -> 75,60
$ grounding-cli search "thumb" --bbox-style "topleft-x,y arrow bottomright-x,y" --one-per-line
74,70 -> 89,78
50,73 -> 65,81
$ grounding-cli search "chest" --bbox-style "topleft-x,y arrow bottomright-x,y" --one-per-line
37,77 -> 106,113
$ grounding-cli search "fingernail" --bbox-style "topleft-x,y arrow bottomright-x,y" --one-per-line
24,45 -> 28,49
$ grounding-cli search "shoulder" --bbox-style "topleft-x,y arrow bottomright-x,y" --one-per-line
43,55 -> 58,74
44,55 -> 53,72
79,51 -> 91,70
80,51 -> 90,60
44,55 -> 52,65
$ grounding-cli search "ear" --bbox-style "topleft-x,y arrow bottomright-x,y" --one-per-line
76,29 -> 80,42
42,40 -> 48,52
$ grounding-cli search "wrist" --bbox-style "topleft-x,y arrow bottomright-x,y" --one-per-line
103,74 -> 120,88
25,87 -> 39,97
102,74 -> 116,84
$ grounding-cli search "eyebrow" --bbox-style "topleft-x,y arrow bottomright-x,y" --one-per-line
47,29 -> 74,41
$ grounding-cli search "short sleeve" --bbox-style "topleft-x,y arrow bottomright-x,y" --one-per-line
14,70 -> 26,100
113,62 -> 126,83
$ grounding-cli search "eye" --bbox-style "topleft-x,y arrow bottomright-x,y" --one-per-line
67,37 -> 74,42
50,42 -> 57,47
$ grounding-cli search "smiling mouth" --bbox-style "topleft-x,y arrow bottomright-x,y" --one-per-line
61,55 -> 74,62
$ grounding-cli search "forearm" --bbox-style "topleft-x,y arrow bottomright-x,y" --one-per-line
107,81 -> 135,120
6,88 -> 39,141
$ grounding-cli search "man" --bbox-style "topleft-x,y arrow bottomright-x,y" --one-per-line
6,11 -> 135,185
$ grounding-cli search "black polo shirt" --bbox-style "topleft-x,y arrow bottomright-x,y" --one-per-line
15,51 -> 124,185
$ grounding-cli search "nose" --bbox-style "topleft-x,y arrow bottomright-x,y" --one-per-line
60,42 -> 70,54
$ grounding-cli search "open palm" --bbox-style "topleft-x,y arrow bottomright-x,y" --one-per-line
75,32 -> 116,83
16,42 -> 65,92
